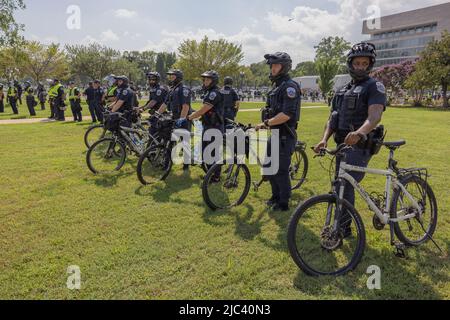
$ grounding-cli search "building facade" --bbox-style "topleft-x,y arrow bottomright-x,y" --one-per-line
362,3 -> 450,67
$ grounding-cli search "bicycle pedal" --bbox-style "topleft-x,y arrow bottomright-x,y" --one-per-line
393,243 -> 407,259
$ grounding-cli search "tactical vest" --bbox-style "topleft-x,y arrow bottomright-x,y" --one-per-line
202,87 -> 224,128
48,84 -> 63,98
267,79 -> 301,131
106,86 -> 117,98
8,87 -> 17,97
221,86 -> 235,118
69,87 -> 80,101
167,84 -> 191,119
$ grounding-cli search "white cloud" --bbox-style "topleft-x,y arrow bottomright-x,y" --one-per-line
114,9 -> 137,19
101,29 -> 119,42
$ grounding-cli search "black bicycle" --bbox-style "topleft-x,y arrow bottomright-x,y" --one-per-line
202,120 -> 308,210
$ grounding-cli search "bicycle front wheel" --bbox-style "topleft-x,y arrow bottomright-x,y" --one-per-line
287,194 -> 366,276
86,138 -> 126,174
84,124 -> 110,149
202,163 -> 251,210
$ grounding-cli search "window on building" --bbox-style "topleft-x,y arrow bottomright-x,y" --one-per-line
424,25 -> 431,32
416,27 -> 423,33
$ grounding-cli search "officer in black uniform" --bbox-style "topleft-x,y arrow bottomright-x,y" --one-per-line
158,69 -> 192,131
7,81 -> 19,114
255,52 -> 301,212
84,81 -> 97,123
68,81 -> 82,122
221,76 -> 240,128
92,80 -> 105,123
140,72 -> 168,136
108,76 -> 134,115
14,80 -> 23,106
37,83 -> 46,110
188,70 -> 223,178
0,84 -> 4,113
25,85 -> 37,116
314,42 -> 387,237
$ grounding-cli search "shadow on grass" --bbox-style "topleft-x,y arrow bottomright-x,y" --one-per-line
292,236 -> 448,299
83,169 -> 135,188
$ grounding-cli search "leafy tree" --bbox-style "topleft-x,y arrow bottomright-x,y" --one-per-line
175,36 -> 243,83
314,36 -> 351,73
292,61 -> 317,77
0,0 -> 26,46
316,58 -> 339,96
19,41 -> 69,83
404,66 -> 435,106
0,45 -> 26,80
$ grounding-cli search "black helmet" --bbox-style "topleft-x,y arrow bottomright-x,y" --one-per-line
166,69 -> 183,87
346,42 -> 377,81
201,70 -> 219,89
114,75 -> 129,88
224,76 -> 233,86
264,52 -> 292,82
146,71 -> 161,84
24,81 -> 31,88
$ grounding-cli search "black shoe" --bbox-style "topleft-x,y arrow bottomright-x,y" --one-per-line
266,198 -> 279,207
272,203 -> 289,212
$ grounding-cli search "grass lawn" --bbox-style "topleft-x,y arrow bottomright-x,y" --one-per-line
0,105 -> 449,299
0,101 -> 326,120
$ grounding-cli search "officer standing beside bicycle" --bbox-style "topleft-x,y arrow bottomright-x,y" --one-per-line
313,42 -> 387,237
141,72 -> 167,114
221,76 -> 240,128
92,80 -> 105,123
255,52 -> 301,212
108,76 -> 134,115
188,70 -> 224,179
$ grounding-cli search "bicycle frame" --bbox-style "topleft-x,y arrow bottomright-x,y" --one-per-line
336,158 -> 422,225
118,125 -> 150,155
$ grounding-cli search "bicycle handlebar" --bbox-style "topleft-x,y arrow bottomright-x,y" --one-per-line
312,143 -> 350,158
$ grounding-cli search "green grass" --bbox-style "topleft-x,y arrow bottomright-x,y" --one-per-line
0,101 -> 325,120
0,105 -> 449,299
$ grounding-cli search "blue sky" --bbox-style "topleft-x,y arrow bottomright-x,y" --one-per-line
15,0 -> 449,65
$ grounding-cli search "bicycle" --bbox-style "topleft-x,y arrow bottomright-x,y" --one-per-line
86,111 -> 157,174
201,119 -> 309,211
136,112 -> 207,185
287,141 -> 440,276
83,110 -> 150,149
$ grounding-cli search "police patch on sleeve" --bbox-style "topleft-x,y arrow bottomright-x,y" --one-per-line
286,87 -> 297,98
122,90 -> 128,96
376,82 -> 386,94
156,90 -> 162,96
209,92 -> 217,100
183,88 -> 189,97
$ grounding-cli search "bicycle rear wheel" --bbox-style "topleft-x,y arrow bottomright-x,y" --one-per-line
202,163 -> 251,210
287,194 -> 366,276
86,138 -> 126,174
391,174 -> 438,246
136,145 -> 173,185
290,147 -> 309,190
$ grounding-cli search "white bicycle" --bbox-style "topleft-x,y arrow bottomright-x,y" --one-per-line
287,141 -> 440,276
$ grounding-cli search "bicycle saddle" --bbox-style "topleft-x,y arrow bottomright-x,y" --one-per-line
383,140 -> 406,149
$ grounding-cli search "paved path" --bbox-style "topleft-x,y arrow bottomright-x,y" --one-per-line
0,106 -> 328,125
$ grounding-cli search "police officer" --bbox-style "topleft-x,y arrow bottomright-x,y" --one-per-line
68,81 -> 82,122
48,79 -> 66,121
188,70 -> 224,178
84,82 -> 96,122
313,42 -> 387,237
140,72 -> 167,114
37,83 -> 47,110
102,75 -> 118,105
25,85 -> 37,116
92,80 -> 105,123
108,76 -> 134,116
7,81 -> 19,114
0,84 -> 4,113
158,69 -> 192,131
255,52 -> 301,212
221,76 -> 240,128
14,80 -> 23,105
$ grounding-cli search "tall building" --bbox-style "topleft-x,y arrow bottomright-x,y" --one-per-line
362,2 -> 450,67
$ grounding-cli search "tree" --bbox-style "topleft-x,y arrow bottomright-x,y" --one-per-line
371,60 -> 416,103
316,58 -> 339,96
65,43 -> 121,81
413,31 -> 450,108
0,44 -> 26,80
155,52 -> 177,83
314,36 -> 351,73
19,41 -> 69,83
404,66 -> 435,106
175,36 -> 244,83
0,0 -> 26,46
292,61 -> 317,77
248,61 -> 271,87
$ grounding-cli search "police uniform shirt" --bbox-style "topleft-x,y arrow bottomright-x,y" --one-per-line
202,87 -> 224,128
221,86 -> 239,118
166,84 -> 191,118
332,77 -> 386,137
70,88 -> 81,101
149,86 -> 168,110
268,76 -> 301,131
54,86 -> 65,104
84,87 -> 95,102
116,87 -> 134,112
93,87 -> 104,104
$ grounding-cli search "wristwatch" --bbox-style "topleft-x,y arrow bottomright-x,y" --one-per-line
264,119 -> 270,127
